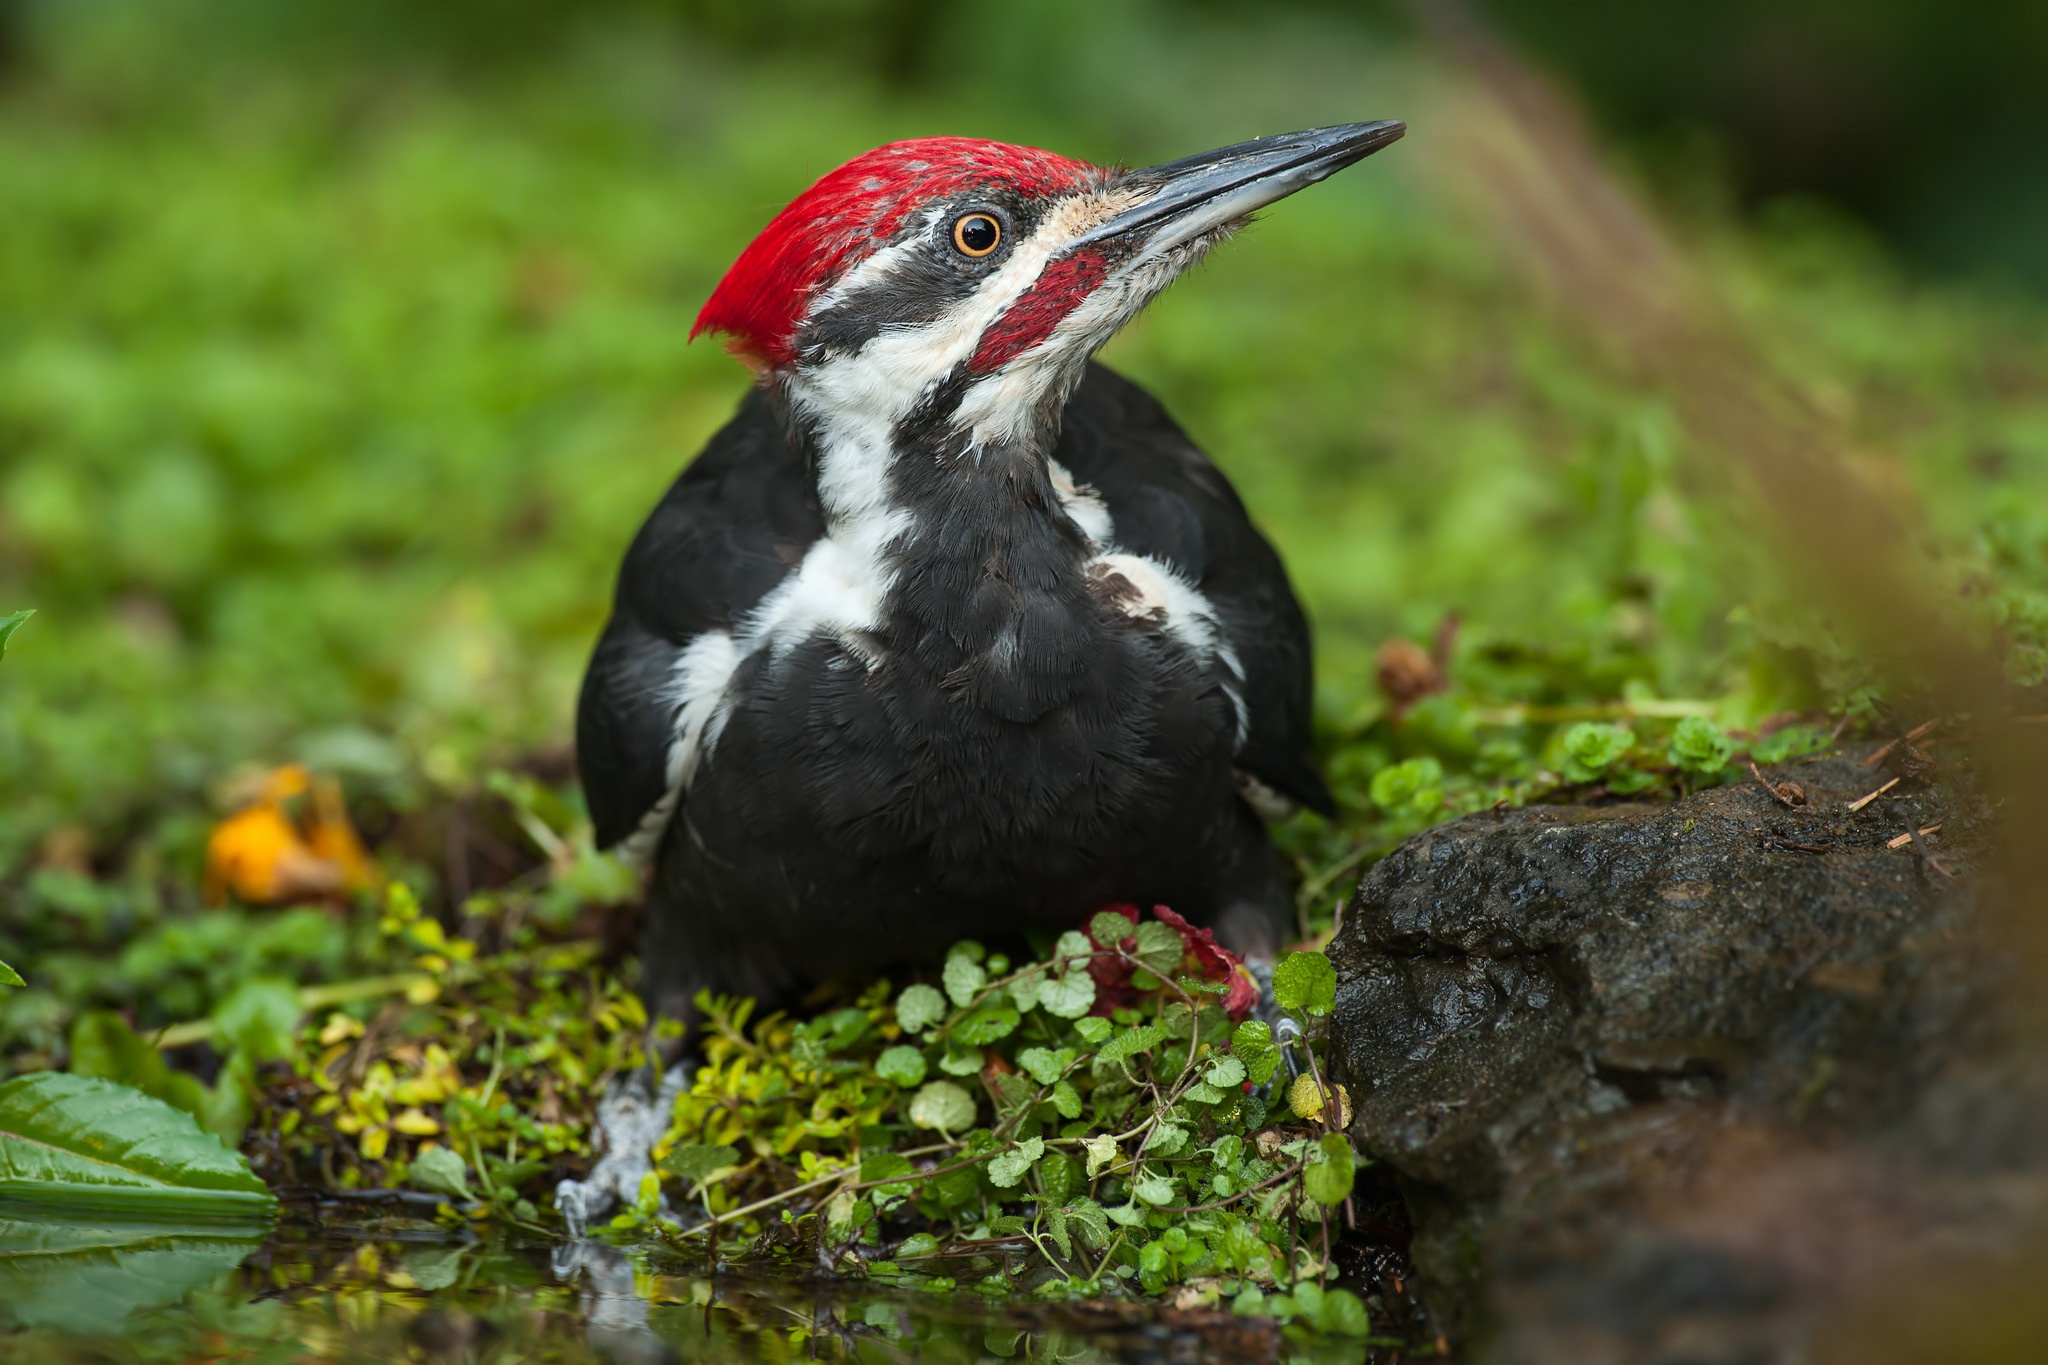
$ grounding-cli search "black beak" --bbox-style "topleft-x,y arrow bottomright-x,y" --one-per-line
1065,120 -> 1406,257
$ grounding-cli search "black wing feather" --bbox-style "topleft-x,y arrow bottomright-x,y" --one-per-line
577,388 -> 824,848
1056,364 -> 1335,817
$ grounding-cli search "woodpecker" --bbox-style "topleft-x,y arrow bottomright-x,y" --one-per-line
578,122 -> 1405,1025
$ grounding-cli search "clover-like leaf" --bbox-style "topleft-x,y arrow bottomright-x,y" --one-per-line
895,984 -> 946,1034
1272,950 -> 1337,1017
906,1080 -> 977,1134
1230,1019 -> 1280,1085
1129,920 -> 1184,977
942,952 -> 987,1007
874,1045 -> 926,1087
1037,968 -> 1096,1019
1088,910 -> 1135,947
1050,1079 -> 1082,1119
1131,1171 -> 1177,1206
1204,1055 -> 1247,1088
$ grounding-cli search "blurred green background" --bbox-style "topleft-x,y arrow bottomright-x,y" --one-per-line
3,0 -> 2048,1041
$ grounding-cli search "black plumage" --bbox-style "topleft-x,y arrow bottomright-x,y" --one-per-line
579,363 -> 1330,1022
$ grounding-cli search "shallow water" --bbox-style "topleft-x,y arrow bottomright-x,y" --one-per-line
0,1209 -> 1426,1363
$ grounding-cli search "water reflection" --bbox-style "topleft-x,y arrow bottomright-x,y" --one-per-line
0,1210 -> 1420,1362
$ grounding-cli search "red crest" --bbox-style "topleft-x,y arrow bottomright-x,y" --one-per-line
692,138 -> 1101,367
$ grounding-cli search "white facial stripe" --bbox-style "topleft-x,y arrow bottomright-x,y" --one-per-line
952,243 -> 1210,447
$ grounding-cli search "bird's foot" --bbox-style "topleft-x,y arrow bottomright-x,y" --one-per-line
554,1059 -> 692,1237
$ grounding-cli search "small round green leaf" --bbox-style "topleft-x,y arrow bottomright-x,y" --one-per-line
874,1045 -> 926,1088
906,1080 -> 977,1134
895,984 -> 946,1034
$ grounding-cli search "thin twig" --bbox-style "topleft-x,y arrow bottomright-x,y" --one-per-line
666,1170 -> 845,1239
1846,777 -> 1900,813
1158,1160 -> 1308,1215
1749,761 -> 1804,809
1886,824 -> 1942,850
1908,828 -> 1956,882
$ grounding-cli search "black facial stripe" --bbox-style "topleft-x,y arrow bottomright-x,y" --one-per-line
793,191 -> 1061,362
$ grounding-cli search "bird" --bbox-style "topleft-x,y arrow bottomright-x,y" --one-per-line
577,122 -> 1405,1028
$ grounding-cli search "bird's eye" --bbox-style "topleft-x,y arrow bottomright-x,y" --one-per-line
952,212 -> 1002,258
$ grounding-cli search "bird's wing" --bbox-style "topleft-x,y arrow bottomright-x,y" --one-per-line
577,387 -> 824,852
1055,363 -> 1335,817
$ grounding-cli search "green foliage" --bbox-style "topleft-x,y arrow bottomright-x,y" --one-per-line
0,610 -> 29,662
1668,716 -> 1739,774
67,1012 -> 253,1142
1559,721 -> 1634,781
650,908 -> 1368,1314
0,1072 -> 273,1220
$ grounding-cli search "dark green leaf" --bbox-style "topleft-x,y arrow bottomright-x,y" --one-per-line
952,997 -> 1019,1046
0,960 -> 22,989
1230,1019 -> 1280,1085
0,609 -> 31,662
0,1073 -> 274,1221
860,1151 -> 917,1199
1062,1197 -> 1111,1249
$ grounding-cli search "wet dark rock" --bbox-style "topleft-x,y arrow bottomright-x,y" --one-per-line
1327,746 -> 2048,1362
